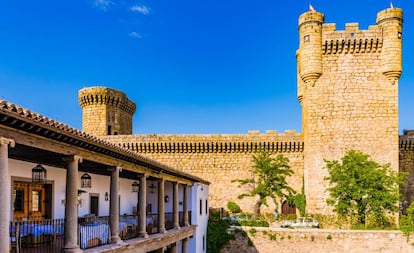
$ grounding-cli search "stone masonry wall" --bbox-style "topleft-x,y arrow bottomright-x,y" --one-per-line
102,130 -> 304,213
400,131 -> 414,211
224,228 -> 414,253
298,8 -> 402,214
78,86 -> 136,136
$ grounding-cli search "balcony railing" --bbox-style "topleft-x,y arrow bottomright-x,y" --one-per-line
78,215 -> 110,250
10,211 -> 193,252
10,219 -> 64,253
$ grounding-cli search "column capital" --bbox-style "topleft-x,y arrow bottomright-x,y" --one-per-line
63,155 -> 83,163
0,137 -> 15,148
107,166 -> 122,172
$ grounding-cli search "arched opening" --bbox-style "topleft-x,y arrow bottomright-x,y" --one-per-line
281,201 -> 296,216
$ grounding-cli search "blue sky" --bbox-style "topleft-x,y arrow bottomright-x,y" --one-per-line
0,0 -> 413,134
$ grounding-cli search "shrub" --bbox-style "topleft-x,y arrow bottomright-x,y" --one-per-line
207,218 -> 232,253
227,201 -> 241,213
249,228 -> 257,236
247,238 -> 254,247
240,219 -> 269,227
400,202 -> 414,240
326,234 -> 333,240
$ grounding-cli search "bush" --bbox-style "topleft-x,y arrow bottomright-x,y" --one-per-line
227,201 -> 241,213
400,202 -> 414,240
207,218 -> 232,253
239,219 -> 269,227
247,238 -> 254,247
248,228 -> 257,236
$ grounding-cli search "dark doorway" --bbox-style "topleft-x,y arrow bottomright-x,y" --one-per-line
281,201 -> 296,216
90,195 -> 99,216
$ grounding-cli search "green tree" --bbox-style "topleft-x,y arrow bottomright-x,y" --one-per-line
324,150 -> 407,226
233,148 -> 295,219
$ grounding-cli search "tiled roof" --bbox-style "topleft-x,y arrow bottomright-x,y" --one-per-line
0,100 -> 209,184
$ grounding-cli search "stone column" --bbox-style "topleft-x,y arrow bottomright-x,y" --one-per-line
63,155 -> 82,253
154,248 -> 165,253
170,242 -> 178,253
0,137 -> 14,253
109,166 -> 121,243
173,182 -> 180,229
183,184 -> 189,226
158,178 -> 166,233
182,237 -> 189,253
139,174 -> 148,238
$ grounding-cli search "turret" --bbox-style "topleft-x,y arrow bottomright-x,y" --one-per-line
376,7 -> 403,81
78,87 -> 136,136
297,11 -> 324,86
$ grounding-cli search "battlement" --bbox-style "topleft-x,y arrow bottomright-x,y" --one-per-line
322,23 -> 383,54
78,86 -> 136,135
78,86 -> 136,114
400,130 -> 414,151
102,130 -> 304,153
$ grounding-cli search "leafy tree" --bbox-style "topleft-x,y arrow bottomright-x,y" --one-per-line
233,148 -> 295,219
227,201 -> 241,214
324,150 -> 407,226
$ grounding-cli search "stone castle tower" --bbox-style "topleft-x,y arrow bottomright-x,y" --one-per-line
297,7 -> 403,213
78,7 -> 405,215
78,87 -> 136,136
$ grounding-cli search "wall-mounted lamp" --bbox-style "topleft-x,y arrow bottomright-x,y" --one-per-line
149,183 -> 156,194
132,181 -> 140,192
165,195 -> 169,203
81,173 -> 92,188
32,164 -> 47,184
105,192 -> 109,201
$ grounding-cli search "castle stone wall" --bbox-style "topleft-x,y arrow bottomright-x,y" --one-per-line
400,131 -> 414,211
298,8 -> 402,214
102,130 -> 304,213
79,7 -> 409,216
78,87 -> 136,136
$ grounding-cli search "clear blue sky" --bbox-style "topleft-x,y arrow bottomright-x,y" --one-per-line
1,0 -> 413,134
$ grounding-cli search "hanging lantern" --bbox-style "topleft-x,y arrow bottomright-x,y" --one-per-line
81,173 -> 92,188
149,182 -> 156,194
32,164 -> 47,184
132,181 -> 139,192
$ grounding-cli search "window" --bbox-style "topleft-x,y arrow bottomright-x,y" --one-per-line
199,199 -> 202,215
205,199 -> 208,214
202,235 -> 205,251
32,190 -> 41,212
13,190 -> 24,212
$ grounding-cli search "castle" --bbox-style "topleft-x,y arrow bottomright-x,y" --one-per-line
78,7 -> 414,215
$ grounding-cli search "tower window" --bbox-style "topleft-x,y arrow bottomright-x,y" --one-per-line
304,35 -> 310,42
107,125 -> 112,135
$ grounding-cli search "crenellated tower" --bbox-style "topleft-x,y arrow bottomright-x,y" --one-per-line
297,7 -> 403,214
78,86 -> 136,136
